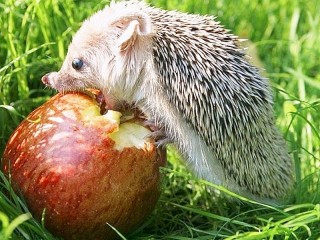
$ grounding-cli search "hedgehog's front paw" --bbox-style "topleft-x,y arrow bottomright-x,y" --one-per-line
151,131 -> 171,147
144,120 -> 171,147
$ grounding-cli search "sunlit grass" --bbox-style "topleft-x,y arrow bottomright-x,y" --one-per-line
0,171 -> 56,240
1,0 -> 319,239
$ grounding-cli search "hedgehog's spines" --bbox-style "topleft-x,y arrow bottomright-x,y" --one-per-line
132,1 -> 293,199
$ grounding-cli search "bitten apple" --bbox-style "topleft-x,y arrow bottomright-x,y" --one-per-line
1,91 -> 165,240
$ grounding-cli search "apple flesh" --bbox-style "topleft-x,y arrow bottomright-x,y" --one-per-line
1,91 -> 165,240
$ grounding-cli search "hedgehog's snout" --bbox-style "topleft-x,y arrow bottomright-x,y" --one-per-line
41,73 -> 51,86
41,72 -> 59,88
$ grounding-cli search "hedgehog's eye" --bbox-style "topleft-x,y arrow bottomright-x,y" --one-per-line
72,58 -> 84,70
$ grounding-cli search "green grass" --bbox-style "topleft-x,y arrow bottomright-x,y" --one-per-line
1,0 -> 320,239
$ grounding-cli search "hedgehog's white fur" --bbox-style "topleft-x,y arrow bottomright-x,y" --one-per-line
43,0 -> 294,202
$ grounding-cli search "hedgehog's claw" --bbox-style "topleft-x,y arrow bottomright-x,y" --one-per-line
155,137 -> 172,147
150,130 -> 171,147
144,120 -> 171,147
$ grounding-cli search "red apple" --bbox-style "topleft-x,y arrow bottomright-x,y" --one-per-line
1,91 -> 165,240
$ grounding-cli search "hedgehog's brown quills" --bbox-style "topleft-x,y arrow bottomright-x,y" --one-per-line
42,0 -> 294,202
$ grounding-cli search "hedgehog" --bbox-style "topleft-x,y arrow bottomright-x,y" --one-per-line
41,0 -> 294,202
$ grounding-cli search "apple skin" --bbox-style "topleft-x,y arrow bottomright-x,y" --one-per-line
1,92 -> 165,240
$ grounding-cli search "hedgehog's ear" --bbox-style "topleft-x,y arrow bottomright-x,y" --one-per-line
111,13 -> 153,53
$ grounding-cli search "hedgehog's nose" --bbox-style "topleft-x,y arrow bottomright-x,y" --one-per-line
41,73 -> 50,86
